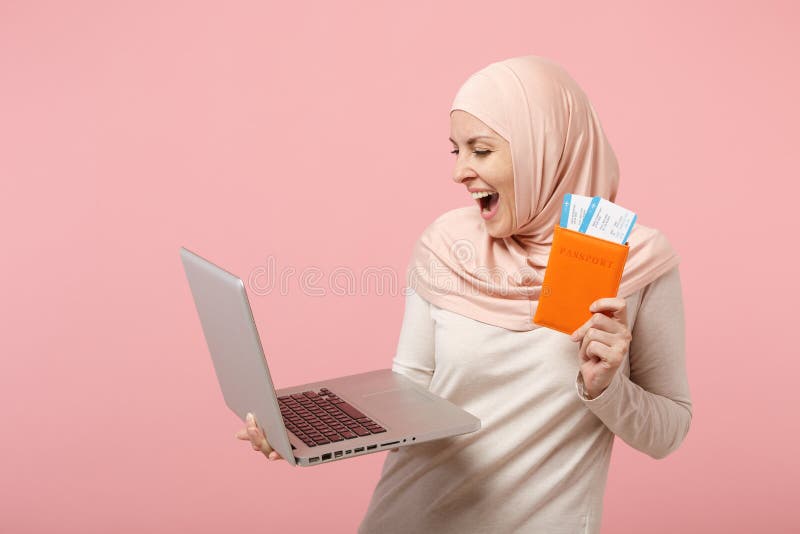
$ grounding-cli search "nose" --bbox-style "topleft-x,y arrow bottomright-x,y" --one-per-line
452,154 -> 476,184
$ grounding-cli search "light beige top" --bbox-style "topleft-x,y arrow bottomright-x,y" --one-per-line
358,266 -> 692,534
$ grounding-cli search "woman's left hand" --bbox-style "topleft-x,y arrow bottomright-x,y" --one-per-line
570,297 -> 632,399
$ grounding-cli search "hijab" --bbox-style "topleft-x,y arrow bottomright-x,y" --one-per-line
407,55 -> 681,332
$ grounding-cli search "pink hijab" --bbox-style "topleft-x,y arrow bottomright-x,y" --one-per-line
407,55 -> 681,332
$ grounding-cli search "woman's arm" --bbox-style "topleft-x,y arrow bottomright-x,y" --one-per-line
576,266 -> 693,459
391,289 -> 436,389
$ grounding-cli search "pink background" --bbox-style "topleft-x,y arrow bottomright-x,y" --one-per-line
2,1 -> 797,532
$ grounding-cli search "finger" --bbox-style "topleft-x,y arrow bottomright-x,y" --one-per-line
589,297 -> 624,312
585,317 -> 625,340
247,425 -> 265,443
571,317 -> 592,341
247,412 -> 261,428
247,428 -> 261,451
248,419 -> 263,436
246,416 -> 263,437
390,448 -> 399,452
245,413 -> 281,460
589,298 -> 628,324
579,338 -> 607,364
583,340 -> 614,367
590,313 -> 628,338
581,332 -> 629,367
579,328 -> 617,361
260,442 -> 275,456
577,326 -> 611,363
571,314 -> 603,341
252,432 -> 274,457
247,414 -> 264,439
571,307 -> 611,340
235,428 -> 250,440
577,332 -> 592,363
573,312 -> 625,341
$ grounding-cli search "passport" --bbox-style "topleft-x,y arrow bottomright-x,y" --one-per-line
533,195 -> 634,335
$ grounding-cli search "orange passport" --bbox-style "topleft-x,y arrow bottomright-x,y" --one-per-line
533,225 -> 629,335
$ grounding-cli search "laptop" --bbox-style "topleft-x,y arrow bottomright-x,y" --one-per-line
179,247 -> 481,467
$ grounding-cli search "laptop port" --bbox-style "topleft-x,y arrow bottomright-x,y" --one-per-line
334,451 -> 343,458
381,441 -> 400,447
354,447 -> 364,453
367,445 -> 377,450
345,450 -> 352,454
322,453 -> 332,461
309,457 -> 319,463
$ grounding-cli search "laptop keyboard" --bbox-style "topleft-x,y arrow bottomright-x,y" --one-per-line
277,387 -> 387,448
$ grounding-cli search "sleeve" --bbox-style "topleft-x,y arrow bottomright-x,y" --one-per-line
575,265 -> 693,459
391,289 -> 437,390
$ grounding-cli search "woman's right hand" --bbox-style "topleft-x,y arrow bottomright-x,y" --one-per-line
235,412 -> 283,461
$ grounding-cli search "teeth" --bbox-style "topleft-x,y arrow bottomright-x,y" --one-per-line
471,191 -> 496,199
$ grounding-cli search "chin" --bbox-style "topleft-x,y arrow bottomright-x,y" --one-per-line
485,222 -> 514,239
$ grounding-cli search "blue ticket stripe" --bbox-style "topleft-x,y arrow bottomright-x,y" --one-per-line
560,194 -> 572,228
622,213 -> 637,245
578,196 -> 601,233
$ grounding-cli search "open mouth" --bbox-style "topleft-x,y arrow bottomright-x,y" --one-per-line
479,192 -> 499,211
476,192 -> 500,219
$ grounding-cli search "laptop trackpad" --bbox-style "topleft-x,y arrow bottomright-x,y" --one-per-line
363,388 -> 433,409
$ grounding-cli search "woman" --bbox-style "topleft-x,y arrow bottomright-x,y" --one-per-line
237,55 -> 692,533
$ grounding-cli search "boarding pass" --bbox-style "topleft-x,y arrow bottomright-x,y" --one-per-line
560,193 -> 637,245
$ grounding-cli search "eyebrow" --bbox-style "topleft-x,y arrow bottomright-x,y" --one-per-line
448,135 -> 496,145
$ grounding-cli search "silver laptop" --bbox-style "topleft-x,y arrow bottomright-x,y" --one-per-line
180,247 -> 480,467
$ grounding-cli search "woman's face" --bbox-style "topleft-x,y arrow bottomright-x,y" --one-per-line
449,110 -> 516,238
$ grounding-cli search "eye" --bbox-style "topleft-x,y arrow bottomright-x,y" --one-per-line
450,149 -> 491,156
